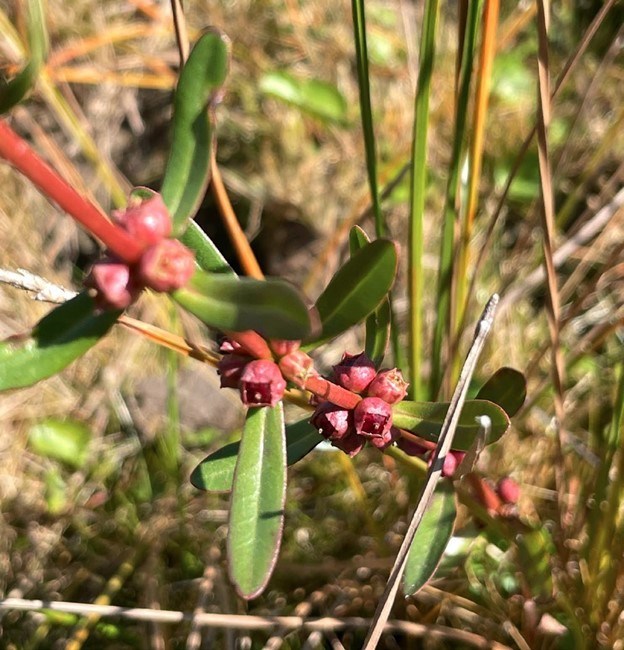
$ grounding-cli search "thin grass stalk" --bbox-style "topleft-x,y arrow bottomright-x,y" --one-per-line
429,0 -> 481,399
351,0 -> 383,237
451,0 -> 499,385
407,0 -> 440,400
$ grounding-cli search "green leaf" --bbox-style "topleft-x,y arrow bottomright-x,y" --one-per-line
44,467 -> 68,515
392,399 -> 510,450
309,238 -> 397,345
161,30 -> 230,232
0,0 -> 48,113
0,293 -> 119,391
173,270 -> 312,340
179,221 -> 235,275
28,418 -> 91,469
476,367 -> 526,418
190,419 -> 321,492
403,479 -> 456,594
259,71 -> 348,124
228,404 -> 286,599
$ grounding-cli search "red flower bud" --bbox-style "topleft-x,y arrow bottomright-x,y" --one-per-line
279,350 -> 316,383
217,353 -> 252,389
331,430 -> 365,457
139,239 -> 195,292
367,425 -> 399,451
310,401 -> 352,440
87,258 -> 140,310
366,368 -> 409,404
270,339 -> 300,358
239,359 -> 286,407
353,397 -> 392,439
332,351 -> 377,394
429,450 -> 466,478
496,477 -> 520,504
113,194 -> 172,246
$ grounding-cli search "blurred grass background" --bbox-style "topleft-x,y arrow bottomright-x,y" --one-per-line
1,0 -> 624,647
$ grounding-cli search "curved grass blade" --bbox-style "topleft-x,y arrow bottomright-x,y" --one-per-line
161,30 -> 230,232
191,419 -> 322,493
228,403 -> 286,599
392,399 -> 509,450
0,293 -> 119,391
403,478 -> 456,594
476,367 -> 526,417
179,220 -> 235,275
310,238 -> 397,346
0,0 -> 47,113
173,270 -> 312,340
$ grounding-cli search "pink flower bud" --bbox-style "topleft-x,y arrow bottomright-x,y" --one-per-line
87,259 -> 139,310
279,350 -> 316,383
353,397 -> 392,439
366,368 -> 409,404
113,194 -> 172,246
139,239 -> 195,292
239,359 -> 286,407
332,351 -> 377,393
496,477 -> 520,504
270,339 -> 300,358
429,450 -> 466,478
310,401 -> 352,440
217,354 -> 252,389
396,435 -> 428,457
367,425 -> 399,451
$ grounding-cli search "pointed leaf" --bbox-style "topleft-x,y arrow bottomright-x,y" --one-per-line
191,419 -> 321,492
228,404 -> 286,599
179,221 -> 235,275
161,30 -> 230,231
0,293 -> 119,391
28,418 -> 91,469
476,367 -> 526,418
310,238 -> 397,345
173,270 -> 312,340
392,399 -> 510,450
403,479 -> 456,594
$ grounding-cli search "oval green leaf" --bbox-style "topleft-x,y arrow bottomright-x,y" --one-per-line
173,270 -> 312,340
161,30 -> 230,232
0,293 -> 119,391
260,71 -> 348,125
190,419 -> 321,492
403,479 -> 456,594
179,221 -> 235,275
28,418 -> 92,469
228,404 -> 286,599
392,399 -> 510,450
476,367 -> 526,418
309,238 -> 397,345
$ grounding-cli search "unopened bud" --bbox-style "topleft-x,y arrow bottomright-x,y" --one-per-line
239,359 -> 286,407
139,239 -> 195,292
87,259 -> 139,310
496,477 -> 520,504
279,350 -> 316,383
113,194 -> 172,246
311,401 -> 351,440
353,397 -> 392,438
366,368 -> 408,404
367,425 -> 399,451
332,351 -> 377,393
429,450 -> 466,478
270,339 -> 300,358
217,354 -> 252,389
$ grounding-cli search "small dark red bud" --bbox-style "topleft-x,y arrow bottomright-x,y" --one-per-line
310,401 -> 352,440
217,354 -> 252,389
429,450 -> 466,478
368,425 -> 399,451
496,477 -> 520,504
353,396 -> 392,438
366,368 -> 409,404
139,239 -> 195,292
239,359 -> 286,407
270,339 -> 300,358
396,436 -> 428,457
87,259 -> 140,310
332,351 -> 377,393
113,194 -> 172,246
331,430 -> 365,457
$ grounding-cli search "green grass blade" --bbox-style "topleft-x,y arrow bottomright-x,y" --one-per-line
407,0 -> 440,400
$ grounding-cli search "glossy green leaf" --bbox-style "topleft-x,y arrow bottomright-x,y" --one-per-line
190,419 -> 321,492
476,367 -> 526,418
0,293 -> 119,391
310,238 -> 397,345
179,221 -> 235,275
259,71 -> 347,124
228,404 -> 286,599
173,270 -> 312,340
392,399 -> 510,451
28,418 -> 91,469
0,0 -> 48,113
403,479 -> 456,594
161,30 -> 230,232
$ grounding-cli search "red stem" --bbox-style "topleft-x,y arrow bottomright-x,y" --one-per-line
0,120 -> 143,263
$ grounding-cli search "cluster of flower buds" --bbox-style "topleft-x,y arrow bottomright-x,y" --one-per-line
85,193 -> 195,309
310,352 -> 409,457
217,338 -> 287,407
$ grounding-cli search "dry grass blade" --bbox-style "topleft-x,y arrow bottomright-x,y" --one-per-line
171,0 -> 190,63
362,295 -> 499,649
